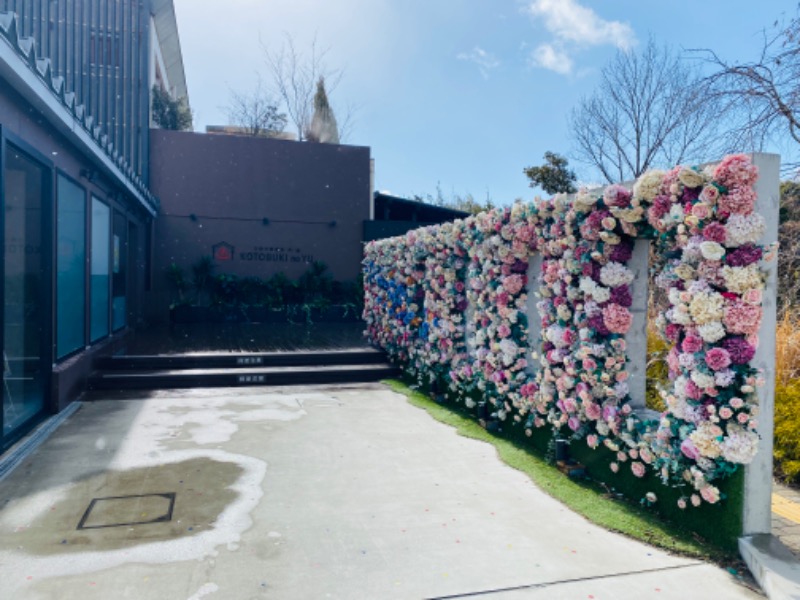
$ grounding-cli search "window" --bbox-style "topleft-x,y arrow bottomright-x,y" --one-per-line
90,197 -> 110,341
112,210 -> 127,331
56,174 -> 86,359
3,146 -> 48,437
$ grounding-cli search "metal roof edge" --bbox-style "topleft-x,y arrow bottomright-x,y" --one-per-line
0,11 -> 159,216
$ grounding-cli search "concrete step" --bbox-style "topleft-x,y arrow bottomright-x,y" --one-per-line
88,362 -> 401,390
95,348 -> 385,371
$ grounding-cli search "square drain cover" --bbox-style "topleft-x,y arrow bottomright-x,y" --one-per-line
77,493 -> 176,530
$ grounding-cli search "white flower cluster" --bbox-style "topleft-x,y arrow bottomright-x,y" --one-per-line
579,277 -> 610,303
632,169 -> 665,202
697,321 -> 726,343
721,264 -> 764,294
720,425 -> 759,463
699,241 -> 725,261
725,213 -> 766,247
688,291 -> 725,324
599,262 -> 634,288
689,422 -> 723,459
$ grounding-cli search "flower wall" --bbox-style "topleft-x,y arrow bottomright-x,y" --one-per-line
364,154 -> 777,511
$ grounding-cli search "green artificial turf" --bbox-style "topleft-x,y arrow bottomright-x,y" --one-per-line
384,378 -> 739,563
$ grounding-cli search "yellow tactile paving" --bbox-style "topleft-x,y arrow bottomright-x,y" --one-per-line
772,493 -> 800,524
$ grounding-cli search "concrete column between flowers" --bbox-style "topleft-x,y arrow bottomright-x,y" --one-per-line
465,297 -> 475,354
743,152 -> 780,536
626,239 -> 650,410
526,254 -> 544,374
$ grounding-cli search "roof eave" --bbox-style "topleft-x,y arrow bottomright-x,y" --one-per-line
0,13 -> 159,216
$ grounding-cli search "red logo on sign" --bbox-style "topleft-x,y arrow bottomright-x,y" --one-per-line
212,242 -> 234,261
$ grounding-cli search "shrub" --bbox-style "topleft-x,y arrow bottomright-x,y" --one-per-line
774,311 -> 800,483
775,381 -> 800,483
646,323 -> 669,412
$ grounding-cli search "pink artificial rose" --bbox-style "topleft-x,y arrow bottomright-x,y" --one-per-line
723,300 -> 762,336
743,289 -> 763,305
604,184 -> 632,208
665,323 -> 681,342
700,185 -> 720,205
719,186 -> 756,215
685,380 -> 704,400
700,485 -> 721,504
609,462 -> 619,473
681,334 -> 704,353
705,347 -> 732,371
601,217 -> 617,230
680,438 -> 701,460
690,494 -> 702,507
691,203 -> 711,219
631,461 -> 646,478
602,304 -> 633,334
713,154 -> 759,189
584,402 -> 602,420
702,222 -> 727,243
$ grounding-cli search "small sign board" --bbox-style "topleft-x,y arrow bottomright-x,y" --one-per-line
212,242 -> 234,262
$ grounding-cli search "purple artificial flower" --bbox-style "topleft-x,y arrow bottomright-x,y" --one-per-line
608,240 -> 633,263
609,285 -> 633,308
722,336 -> 756,365
588,313 -> 611,336
511,259 -> 528,273
682,186 -> 701,202
725,244 -> 763,267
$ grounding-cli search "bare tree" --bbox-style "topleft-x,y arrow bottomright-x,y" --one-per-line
569,39 -> 722,184
224,78 -> 287,137
693,8 -> 800,170
779,181 -> 800,316
262,33 -> 355,142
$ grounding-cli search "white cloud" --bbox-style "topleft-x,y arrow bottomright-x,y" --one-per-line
526,0 -> 635,50
524,0 -> 635,75
530,43 -> 573,75
457,46 -> 500,79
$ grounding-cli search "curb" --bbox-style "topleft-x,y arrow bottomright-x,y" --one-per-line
740,534 -> 800,599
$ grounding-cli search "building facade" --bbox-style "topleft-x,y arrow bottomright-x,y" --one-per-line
147,129 -> 372,322
0,1 -> 186,450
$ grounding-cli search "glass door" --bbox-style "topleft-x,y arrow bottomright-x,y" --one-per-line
3,145 -> 49,439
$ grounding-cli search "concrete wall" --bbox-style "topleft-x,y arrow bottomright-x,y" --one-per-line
147,130 -> 371,321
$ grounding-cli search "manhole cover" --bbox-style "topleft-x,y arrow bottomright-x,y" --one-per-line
77,493 -> 176,530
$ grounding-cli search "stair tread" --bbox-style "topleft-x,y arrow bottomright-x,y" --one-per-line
109,348 -> 380,359
94,364 -> 397,378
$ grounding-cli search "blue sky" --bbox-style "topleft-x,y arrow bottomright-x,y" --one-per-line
174,0 -> 794,206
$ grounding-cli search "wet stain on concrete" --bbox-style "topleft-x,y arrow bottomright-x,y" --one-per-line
0,457 -> 242,555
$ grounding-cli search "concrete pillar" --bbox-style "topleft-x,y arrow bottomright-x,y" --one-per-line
626,239 -> 650,409
743,152 -> 781,536
465,296 -> 476,354
526,254 -> 544,372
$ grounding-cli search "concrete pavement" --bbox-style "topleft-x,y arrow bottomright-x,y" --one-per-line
0,384 -> 762,599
